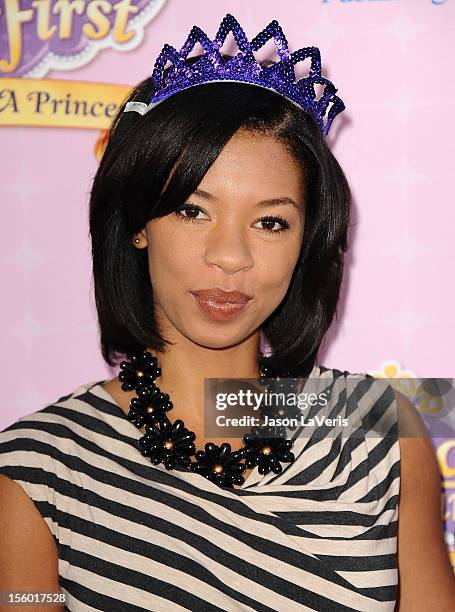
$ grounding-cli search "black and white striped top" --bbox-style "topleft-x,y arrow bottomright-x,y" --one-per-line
0,365 -> 400,611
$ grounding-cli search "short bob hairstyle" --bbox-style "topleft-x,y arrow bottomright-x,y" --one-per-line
89,56 -> 351,376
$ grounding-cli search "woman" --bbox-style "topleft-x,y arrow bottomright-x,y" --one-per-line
1,14 -> 454,612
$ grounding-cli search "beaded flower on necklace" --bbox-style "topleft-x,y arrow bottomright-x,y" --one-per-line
118,349 -> 299,489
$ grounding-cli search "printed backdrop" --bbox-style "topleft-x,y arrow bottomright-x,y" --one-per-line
1,0 -> 454,568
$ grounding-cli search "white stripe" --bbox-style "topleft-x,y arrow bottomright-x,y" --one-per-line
287,535 -> 398,556
338,569 -> 398,589
61,594 -> 102,612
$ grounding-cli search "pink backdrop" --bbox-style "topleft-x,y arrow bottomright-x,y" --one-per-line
1,0 -> 454,559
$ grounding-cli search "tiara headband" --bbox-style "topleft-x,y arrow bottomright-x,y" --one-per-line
123,13 -> 345,137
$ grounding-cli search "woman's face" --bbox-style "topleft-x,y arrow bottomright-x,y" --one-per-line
136,128 -> 306,350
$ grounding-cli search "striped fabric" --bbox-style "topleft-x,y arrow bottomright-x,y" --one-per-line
0,365 -> 400,611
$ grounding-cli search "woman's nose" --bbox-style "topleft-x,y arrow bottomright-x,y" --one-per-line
203,223 -> 254,274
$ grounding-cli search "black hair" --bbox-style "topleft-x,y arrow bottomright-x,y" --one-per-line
88,56 -> 351,376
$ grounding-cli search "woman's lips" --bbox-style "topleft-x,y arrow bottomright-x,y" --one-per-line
191,288 -> 253,303
190,293 -> 251,321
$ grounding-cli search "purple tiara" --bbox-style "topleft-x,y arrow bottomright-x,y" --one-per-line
124,14 -> 345,137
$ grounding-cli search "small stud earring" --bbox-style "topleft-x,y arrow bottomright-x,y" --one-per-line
134,238 -> 140,244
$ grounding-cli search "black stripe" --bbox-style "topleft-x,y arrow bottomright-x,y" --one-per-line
357,460 -> 400,503
351,519 -> 398,541
287,435 -> 343,486
344,433 -> 399,496
356,583 -> 398,603
272,493 -> 398,527
316,553 -> 397,572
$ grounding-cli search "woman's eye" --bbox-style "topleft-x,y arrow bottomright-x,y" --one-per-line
254,215 -> 291,234
174,204 -> 207,223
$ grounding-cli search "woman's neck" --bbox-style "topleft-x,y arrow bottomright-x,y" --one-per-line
103,336 -> 264,438
146,339 -> 262,432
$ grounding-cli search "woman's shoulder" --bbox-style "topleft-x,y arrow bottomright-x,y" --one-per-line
313,362 -> 398,411
0,379 -> 114,459
311,363 -> 401,467
317,364 -> 428,437
0,380 -> 106,552
1,380 -> 103,430
316,362 -> 376,380
0,378 -> 127,511
312,362 -> 381,387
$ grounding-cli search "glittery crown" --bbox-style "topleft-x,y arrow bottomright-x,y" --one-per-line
124,13 -> 345,137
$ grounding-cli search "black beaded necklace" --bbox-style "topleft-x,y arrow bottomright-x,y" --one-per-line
118,348 -> 303,489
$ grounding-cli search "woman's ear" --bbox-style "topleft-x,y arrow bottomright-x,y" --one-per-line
133,228 -> 148,248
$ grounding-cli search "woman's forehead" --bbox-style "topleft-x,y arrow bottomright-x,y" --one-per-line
197,132 -> 304,201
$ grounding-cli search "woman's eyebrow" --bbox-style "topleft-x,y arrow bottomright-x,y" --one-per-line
256,197 -> 301,212
193,188 -> 217,201
193,188 -> 301,211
